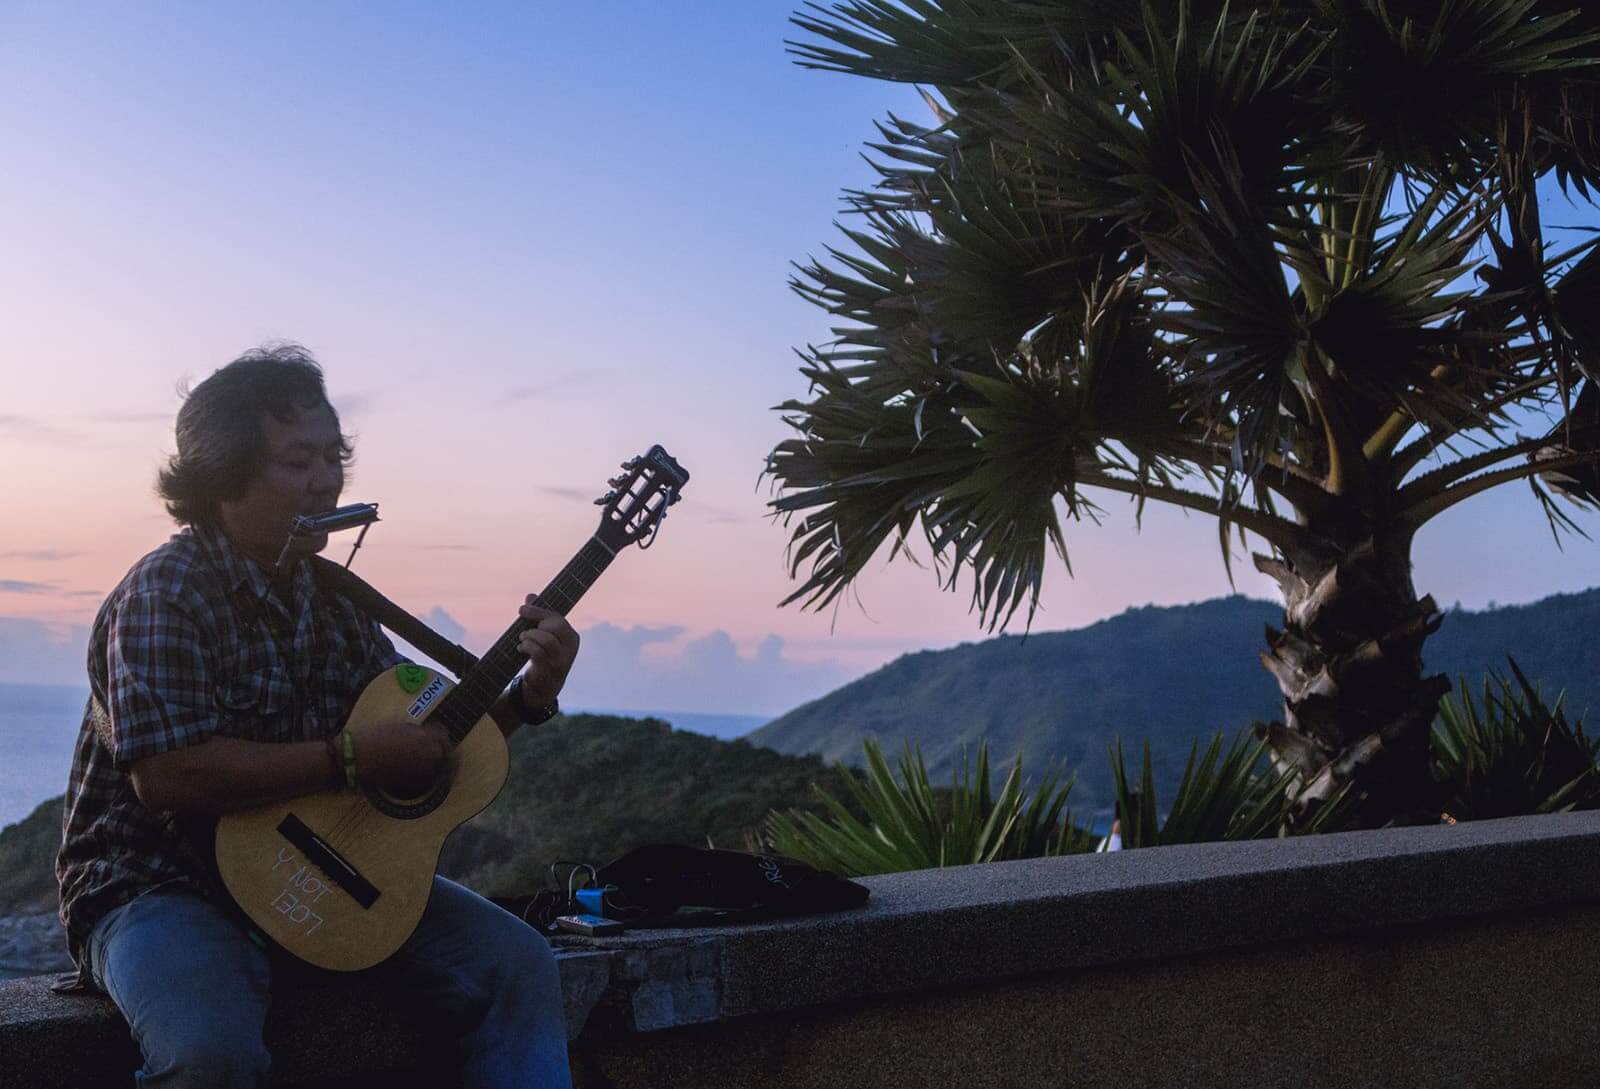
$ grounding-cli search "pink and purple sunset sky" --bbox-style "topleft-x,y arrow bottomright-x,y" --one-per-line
2,3 -> 1596,717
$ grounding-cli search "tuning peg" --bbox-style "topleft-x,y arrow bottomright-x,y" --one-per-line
621,457 -> 641,470
594,490 -> 618,506
607,473 -> 629,488
669,493 -> 682,505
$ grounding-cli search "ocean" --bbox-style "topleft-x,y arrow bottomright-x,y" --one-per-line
0,681 -> 769,832
0,683 -> 85,831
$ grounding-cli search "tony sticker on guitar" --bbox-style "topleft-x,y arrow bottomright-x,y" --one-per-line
55,344 -> 686,1089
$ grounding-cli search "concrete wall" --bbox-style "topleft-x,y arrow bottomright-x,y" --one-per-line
5,811 -> 1599,1088
581,903 -> 1600,1088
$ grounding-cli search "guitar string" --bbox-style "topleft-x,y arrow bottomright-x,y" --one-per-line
326,795 -> 365,846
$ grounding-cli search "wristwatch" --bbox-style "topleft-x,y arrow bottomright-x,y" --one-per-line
506,681 -> 560,726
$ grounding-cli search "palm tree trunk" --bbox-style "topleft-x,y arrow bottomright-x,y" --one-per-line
1252,531 -> 1451,827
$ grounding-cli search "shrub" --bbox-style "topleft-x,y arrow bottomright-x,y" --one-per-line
1433,660 -> 1600,822
765,739 -> 1096,876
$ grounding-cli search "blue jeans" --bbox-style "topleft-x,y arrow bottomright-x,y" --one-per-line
88,878 -> 573,1089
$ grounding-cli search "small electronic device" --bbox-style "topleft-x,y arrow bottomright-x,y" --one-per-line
556,913 -> 625,937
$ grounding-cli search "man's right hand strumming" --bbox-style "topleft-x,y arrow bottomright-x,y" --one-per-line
348,719 -> 455,796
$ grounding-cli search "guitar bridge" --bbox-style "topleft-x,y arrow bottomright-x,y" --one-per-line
277,814 -> 380,909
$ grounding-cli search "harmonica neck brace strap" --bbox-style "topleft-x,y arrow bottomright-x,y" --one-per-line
309,556 -> 480,680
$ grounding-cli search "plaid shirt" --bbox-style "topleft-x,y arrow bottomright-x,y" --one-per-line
57,524 -> 405,973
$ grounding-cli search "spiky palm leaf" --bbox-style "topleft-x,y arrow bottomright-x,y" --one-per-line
1106,730 -> 1357,847
764,738 -> 1095,876
1433,658 -> 1600,820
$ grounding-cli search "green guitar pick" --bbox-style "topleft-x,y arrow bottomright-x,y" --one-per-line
395,664 -> 430,693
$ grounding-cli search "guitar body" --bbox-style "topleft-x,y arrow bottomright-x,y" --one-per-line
212,665 -> 509,972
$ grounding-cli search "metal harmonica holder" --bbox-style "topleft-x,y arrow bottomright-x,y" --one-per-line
273,502 -> 381,578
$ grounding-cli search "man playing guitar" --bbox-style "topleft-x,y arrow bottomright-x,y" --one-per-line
56,344 -> 580,1088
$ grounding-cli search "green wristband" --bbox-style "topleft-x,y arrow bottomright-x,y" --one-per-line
341,730 -> 357,788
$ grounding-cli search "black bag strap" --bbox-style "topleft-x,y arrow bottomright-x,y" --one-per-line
308,555 -> 480,680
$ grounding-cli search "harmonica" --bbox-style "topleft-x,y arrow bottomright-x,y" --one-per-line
290,502 -> 380,537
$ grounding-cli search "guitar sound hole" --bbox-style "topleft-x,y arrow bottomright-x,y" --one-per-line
378,773 -> 443,804
367,773 -> 452,820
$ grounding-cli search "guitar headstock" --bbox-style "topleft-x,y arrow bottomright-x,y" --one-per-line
594,445 -> 689,551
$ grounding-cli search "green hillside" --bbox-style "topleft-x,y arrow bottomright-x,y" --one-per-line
0,799 -> 60,912
750,590 -> 1600,816
0,714 -> 845,913
438,713 -> 848,897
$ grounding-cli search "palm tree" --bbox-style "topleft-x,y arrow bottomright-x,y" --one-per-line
765,1 -> 1600,827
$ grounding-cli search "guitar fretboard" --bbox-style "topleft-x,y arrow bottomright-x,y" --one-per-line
431,536 -> 616,743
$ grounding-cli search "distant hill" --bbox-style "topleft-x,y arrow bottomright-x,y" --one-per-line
749,589 -> 1600,817
0,713 -> 849,914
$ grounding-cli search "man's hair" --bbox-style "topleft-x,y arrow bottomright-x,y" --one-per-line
157,344 -> 354,526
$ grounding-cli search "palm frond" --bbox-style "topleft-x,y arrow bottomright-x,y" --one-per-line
770,270 -> 1210,627
1144,168 -> 1305,477
985,2 -> 1333,230
1323,0 -> 1600,183
1307,179 -> 1509,414
788,0 -> 1077,87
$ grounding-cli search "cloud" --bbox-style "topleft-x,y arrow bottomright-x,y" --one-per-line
503,369 -> 617,403
0,550 -> 81,562
539,486 -> 598,504
420,606 -> 466,643
0,415 -> 70,440
95,412 -> 171,424
556,622 -> 856,717
694,501 -> 753,525
580,622 -> 686,659
0,580 -> 55,594
331,393 -> 375,418
0,617 -> 92,685
0,604 -> 863,721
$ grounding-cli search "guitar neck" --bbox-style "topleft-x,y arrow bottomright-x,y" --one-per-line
430,535 -> 616,744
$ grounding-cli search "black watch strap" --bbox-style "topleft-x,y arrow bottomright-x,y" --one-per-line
506,683 -> 560,726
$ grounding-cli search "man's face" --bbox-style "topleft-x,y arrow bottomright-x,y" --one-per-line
216,401 -> 346,568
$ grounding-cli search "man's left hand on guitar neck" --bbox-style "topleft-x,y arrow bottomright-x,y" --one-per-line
490,599 -> 581,737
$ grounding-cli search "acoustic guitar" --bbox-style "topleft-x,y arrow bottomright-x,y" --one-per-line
211,445 -> 689,971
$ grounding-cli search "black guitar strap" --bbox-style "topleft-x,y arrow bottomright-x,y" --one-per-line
308,556 -> 480,680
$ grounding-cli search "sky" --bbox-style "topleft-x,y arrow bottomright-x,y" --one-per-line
1,2 -> 1597,717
